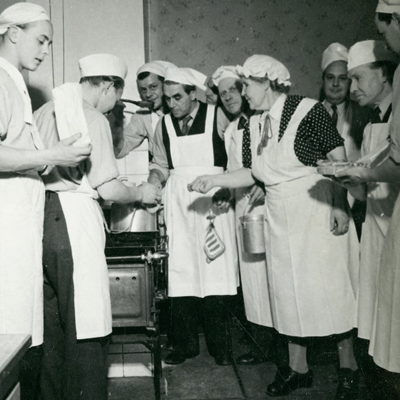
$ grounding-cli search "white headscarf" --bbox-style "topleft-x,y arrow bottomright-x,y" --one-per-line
164,67 -> 207,91
136,60 -> 177,78
237,54 -> 291,87
0,2 -> 50,35
211,66 -> 240,88
376,0 -> 400,14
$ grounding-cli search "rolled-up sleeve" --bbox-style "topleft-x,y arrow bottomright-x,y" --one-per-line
86,116 -> 120,189
117,113 -> 149,159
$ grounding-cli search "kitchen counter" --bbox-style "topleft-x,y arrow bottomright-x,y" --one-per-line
0,335 -> 31,400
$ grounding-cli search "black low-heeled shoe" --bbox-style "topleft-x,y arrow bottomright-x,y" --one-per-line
266,366 -> 313,397
335,368 -> 360,400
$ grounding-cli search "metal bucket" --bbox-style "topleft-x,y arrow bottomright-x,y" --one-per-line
239,214 -> 265,254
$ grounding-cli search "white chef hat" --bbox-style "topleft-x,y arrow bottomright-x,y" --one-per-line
376,0 -> 400,14
321,43 -> 348,72
0,2 -> 50,34
136,60 -> 177,78
236,54 -> 291,87
211,66 -> 240,87
78,54 -> 128,80
348,40 -> 398,71
164,67 -> 207,91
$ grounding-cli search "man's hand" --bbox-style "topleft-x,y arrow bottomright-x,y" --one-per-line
137,182 -> 162,205
50,133 -> 92,167
330,206 -> 350,236
212,188 -> 231,209
334,166 -> 370,185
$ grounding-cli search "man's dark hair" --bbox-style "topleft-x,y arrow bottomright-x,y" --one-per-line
369,60 -> 398,86
164,80 -> 196,94
137,71 -> 164,83
377,12 -> 393,24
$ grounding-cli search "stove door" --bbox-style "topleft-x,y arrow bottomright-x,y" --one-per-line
108,263 -> 152,327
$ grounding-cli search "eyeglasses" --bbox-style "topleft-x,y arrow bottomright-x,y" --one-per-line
219,86 -> 239,99
257,114 -> 272,156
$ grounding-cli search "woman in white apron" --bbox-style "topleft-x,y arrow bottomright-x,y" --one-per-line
211,65 -> 275,365
189,54 -> 360,399
35,54 -> 161,400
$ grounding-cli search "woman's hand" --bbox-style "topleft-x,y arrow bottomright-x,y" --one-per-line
248,184 -> 265,205
188,175 -> 216,194
330,206 -> 350,236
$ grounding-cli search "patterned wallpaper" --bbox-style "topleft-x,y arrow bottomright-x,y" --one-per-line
147,0 -> 379,99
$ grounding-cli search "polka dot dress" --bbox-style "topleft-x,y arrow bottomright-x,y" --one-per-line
278,95 -> 344,167
238,116 -> 252,168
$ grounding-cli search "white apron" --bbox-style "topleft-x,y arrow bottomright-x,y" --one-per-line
0,61 -> 45,347
52,83 -> 111,339
0,172 -> 44,346
58,177 -> 112,340
224,120 -> 272,327
163,105 -> 239,297
358,118 -> 400,340
251,98 -> 359,337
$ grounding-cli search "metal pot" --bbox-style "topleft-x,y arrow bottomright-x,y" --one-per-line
110,203 -> 157,233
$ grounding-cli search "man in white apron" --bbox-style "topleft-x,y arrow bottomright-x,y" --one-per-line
111,60 -> 176,159
336,0 -> 400,395
0,4 -> 91,399
35,54 -> 161,400
343,39 -> 399,397
148,67 -> 239,366
321,42 -> 372,240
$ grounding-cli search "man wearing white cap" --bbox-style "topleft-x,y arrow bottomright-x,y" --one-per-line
345,39 -> 399,396
336,0 -> 400,381
0,3 -> 92,399
111,60 -> 176,159
148,67 -> 238,366
321,43 -> 374,241
34,53 -> 161,400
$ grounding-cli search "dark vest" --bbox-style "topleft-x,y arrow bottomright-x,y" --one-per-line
161,101 -> 227,170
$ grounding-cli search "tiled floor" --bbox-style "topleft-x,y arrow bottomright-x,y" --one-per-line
107,298 -> 400,400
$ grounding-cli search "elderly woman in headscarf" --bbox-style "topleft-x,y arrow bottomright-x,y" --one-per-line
189,54 -> 360,399
0,3 -> 91,399
211,65 -> 275,366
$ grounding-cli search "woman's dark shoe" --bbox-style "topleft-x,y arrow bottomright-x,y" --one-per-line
236,352 -> 268,365
266,366 -> 313,397
335,368 -> 359,400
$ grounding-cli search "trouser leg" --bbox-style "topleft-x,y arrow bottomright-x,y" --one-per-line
19,345 -> 42,400
41,192 -> 74,400
170,296 -> 199,354
202,295 -> 232,358
41,192 -> 109,400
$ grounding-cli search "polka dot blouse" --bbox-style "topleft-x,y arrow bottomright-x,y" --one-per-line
278,95 -> 344,167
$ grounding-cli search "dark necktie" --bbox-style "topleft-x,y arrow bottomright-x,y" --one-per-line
371,107 -> 381,124
239,116 -> 252,168
181,115 -> 192,135
331,104 -> 338,128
